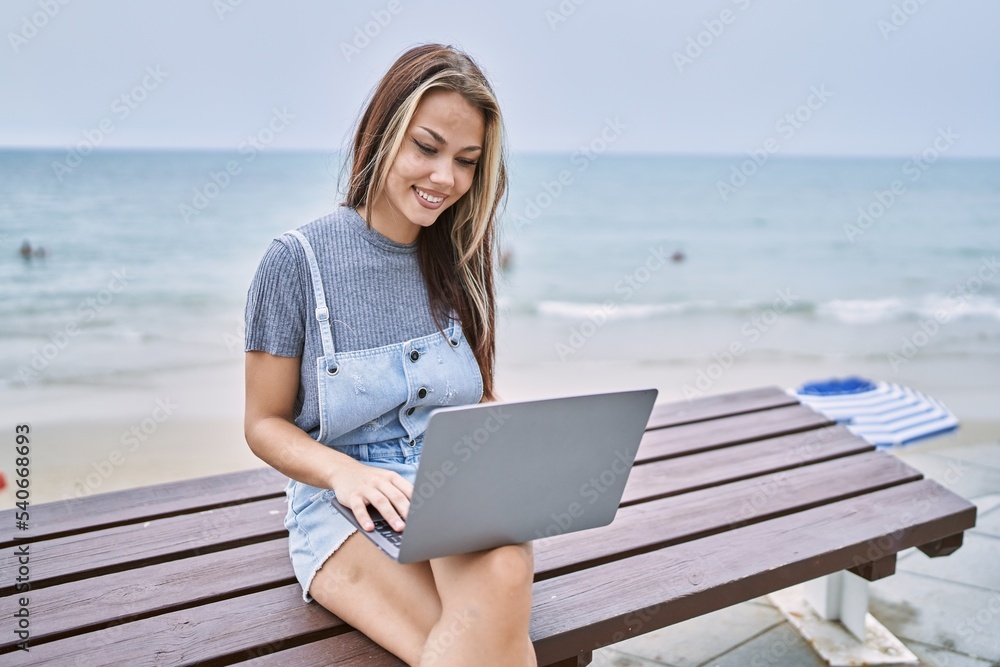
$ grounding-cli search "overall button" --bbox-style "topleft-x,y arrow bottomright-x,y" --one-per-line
409,350 -> 420,362
405,407 -> 415,416
417,387 -> 427,399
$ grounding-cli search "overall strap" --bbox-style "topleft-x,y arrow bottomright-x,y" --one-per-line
284,230 -> 338,366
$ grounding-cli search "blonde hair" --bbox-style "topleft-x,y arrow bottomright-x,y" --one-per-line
344,44 -> 507,401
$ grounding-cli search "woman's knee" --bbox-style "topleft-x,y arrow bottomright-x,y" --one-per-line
431,542 -> 534,614
486,543 -> 534,579
474,543 -> 535,601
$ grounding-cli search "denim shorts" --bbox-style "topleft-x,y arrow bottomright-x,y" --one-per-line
284,435 -> 423,603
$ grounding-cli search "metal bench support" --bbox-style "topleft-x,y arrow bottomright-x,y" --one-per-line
769,574 -> 919,666
805,570 -> 869,640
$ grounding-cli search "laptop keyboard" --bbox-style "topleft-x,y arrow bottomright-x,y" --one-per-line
373,519 -> 403,547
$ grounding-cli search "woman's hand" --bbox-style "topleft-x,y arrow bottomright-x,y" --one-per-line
330,459 -> 413,533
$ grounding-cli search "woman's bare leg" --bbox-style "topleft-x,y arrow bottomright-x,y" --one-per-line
422,542 -> 535,666
309,532 -> 442,665
311,536 -> 535,666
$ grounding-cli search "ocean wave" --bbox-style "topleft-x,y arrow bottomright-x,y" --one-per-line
522,294 -> 1000,324
536,300 -> 715,320
820,295 -> 1000,324
917,294 -> 1000,321
816,298 -> 906,324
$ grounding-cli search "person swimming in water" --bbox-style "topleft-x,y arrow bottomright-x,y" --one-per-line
19,240 -> 48,259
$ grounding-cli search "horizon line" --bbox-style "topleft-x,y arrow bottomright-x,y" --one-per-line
1,145 -> 998,162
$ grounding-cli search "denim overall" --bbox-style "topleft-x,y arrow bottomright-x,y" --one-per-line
280,229 -> 483,602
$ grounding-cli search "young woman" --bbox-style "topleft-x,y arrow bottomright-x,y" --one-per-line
243,44 -> 536,666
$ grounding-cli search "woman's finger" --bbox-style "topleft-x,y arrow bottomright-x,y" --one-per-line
379,481 -> 411,521
349,497 -> 375,532
369,493 -> 405,532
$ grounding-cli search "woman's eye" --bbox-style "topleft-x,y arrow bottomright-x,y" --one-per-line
457,159 -> 478,168
413,139 -> 435,155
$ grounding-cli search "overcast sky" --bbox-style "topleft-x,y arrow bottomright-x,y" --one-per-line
2,0 -> 998,157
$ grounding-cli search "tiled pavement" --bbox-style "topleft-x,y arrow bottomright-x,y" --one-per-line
591,432 -> 1000,667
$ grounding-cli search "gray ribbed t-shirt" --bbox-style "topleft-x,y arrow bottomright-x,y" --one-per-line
244,205 -> 441,439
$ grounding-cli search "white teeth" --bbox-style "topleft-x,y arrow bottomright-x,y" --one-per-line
415,187 -> 444,204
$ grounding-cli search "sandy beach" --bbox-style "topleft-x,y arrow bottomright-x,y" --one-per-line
2,310 -> 997,508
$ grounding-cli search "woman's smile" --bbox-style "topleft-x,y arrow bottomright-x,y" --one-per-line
413,185 -> 447,208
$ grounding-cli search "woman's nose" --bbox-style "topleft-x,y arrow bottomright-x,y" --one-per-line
430,159 -> 454,189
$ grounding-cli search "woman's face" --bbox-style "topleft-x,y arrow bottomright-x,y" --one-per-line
367,89 -> 486,243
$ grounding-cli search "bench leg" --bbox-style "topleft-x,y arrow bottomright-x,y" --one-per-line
544,651 -> 593,667
804,570 -> 869,641
918,531 -> 964,557
770,574 -> 919,665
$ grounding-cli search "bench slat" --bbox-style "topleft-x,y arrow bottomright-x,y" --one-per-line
240,631 -> 406,666
0,466 -> 287,547
3,583 -> 344,667
634,404 -> 831,463
0,540 -> 293,650
0,497 -> 287,593
623,424 -> 869,505
645,386 -> 797,430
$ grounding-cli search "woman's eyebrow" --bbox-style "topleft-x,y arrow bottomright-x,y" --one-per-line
417,125 -> 482,153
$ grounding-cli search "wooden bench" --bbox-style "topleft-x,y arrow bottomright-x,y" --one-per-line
0,386 -> 977,666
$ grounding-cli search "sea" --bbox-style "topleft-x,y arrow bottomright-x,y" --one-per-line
1,149 -> 998,394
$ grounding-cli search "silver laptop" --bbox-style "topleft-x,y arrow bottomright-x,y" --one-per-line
329,387 -> 658,563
